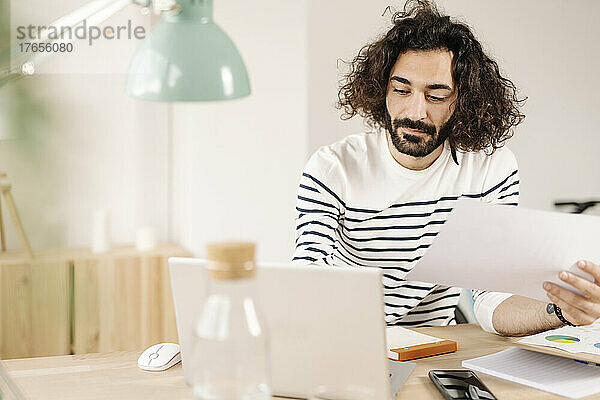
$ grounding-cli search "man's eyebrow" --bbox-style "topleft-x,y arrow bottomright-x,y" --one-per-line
390,76 -> 453,91
426,83 -> 453,91
390,76 -> 410,85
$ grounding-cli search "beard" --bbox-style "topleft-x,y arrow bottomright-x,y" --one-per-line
385,112 -> 452,158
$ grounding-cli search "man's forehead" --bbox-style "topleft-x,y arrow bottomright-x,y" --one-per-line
389,50 -> 454,88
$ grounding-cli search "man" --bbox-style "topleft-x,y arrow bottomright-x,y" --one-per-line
292,0 -> 600,336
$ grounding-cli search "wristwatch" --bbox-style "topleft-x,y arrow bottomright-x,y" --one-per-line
546,303 -> 576,327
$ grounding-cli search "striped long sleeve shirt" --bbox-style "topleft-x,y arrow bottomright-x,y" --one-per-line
292,131 -> 519,330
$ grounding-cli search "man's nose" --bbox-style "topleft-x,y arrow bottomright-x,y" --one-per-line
405,94 -> 427,121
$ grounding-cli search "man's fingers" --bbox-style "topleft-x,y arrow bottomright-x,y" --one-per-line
544,278 -> 600,317
546,293 -> 597,326
558,270 -> 600,301
577,260 -> 600,285
544,282 -> 600,317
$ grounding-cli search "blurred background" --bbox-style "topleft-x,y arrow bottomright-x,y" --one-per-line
1,0 -> 599,359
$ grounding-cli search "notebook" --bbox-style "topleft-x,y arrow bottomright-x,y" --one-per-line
462,347 -> 600,399
516,322 -> 600,363
386,326 -> 457,361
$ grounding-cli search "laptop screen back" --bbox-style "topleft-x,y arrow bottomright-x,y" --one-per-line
168,259 -> 391,399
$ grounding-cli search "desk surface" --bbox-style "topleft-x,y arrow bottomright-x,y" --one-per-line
3,324 -> 598,400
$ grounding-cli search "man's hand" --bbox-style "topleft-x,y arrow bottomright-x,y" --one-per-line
543,260 -> 600,326
491,260 -> 599,336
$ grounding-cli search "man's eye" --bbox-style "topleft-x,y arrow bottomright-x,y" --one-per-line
393,89 -> 410,94
427,95 -> 445,101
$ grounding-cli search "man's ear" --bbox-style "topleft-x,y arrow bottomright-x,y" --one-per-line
448,94 -> 458,114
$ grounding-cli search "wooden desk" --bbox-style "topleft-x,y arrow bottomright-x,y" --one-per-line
3,324 -> 598,400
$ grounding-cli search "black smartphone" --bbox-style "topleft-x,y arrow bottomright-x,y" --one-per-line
428,369 -> 497,400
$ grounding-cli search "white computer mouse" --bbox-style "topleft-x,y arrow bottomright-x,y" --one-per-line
137,342 -> 181,371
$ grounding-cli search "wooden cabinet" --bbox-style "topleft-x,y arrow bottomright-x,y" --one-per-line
0,244 -> 191,359
0,250 -> 71,359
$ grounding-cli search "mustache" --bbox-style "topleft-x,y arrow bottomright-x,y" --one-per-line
392,118 -> 436,136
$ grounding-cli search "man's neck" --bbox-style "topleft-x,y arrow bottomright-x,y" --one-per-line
386,132 -> 445,171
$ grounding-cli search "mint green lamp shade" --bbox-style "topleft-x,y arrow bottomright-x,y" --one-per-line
126,0 -> 250,102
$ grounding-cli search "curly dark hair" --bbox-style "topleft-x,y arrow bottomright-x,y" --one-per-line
337,0 -> 525,153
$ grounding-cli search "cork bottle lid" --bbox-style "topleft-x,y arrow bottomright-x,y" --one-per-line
205,241 -> 255,280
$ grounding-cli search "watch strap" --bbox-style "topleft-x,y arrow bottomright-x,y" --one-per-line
547,303 -> 576,327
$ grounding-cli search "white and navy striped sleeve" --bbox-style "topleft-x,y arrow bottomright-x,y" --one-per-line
473,147 -> 520,333
292,149 -> 345,266
481,148 -> 520,206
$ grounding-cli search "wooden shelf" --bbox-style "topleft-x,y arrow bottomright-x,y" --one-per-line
0,244 -> 192,359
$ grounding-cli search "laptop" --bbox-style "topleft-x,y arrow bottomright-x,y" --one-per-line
169,258 -> 415,399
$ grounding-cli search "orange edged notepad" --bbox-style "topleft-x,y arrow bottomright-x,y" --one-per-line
389,339 -> 457,361
387,326 -> 458,361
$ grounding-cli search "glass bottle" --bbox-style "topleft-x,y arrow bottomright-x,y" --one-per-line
190,241 -> 271,400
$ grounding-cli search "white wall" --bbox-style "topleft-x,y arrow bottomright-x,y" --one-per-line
1,0 -> 308,261
307,0 -> 600,211
171,0 -> 308,262
307,1 -> 390,153
0,0 -> 169,249
3,0 -> 598,257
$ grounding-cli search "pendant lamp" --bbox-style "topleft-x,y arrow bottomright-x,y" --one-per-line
126,0 -> 251,101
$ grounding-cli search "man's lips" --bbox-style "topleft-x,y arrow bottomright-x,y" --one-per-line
401,127 -> 429,136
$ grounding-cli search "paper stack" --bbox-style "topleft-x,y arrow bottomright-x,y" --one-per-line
462,347 -> 600,399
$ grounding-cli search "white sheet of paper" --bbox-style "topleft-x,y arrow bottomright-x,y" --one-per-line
406,200 -> 599,301
462,347 -> 600,399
